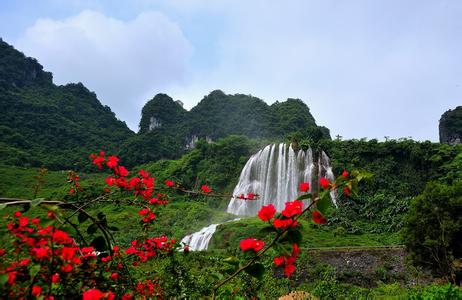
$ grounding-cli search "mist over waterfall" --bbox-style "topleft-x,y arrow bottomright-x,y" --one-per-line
227,143 -> 336,216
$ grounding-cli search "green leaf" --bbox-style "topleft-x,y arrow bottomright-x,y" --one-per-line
244,263 -> 265,279
108,226 -> 119,231
31,198 -> 45,207
223,256 -> 240,266
317,195 -> 332,215
0,203 -> 7,210
273,242 -> 292,256
280,229 -> 303,244
87,223 -> 98,234
259,225 -> 277,234
0,274 -> 7,287
21,204 -> 30,213
296,193 -> 312,201
97,212 -> 106,220
90,236 -> 107,252
29,264 -> 41,278
78,212 -> 89,223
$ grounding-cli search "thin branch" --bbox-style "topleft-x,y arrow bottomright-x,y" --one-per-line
211,198 -> 318,299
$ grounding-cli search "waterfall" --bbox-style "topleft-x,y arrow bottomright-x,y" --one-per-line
180,223 -> 219,251
227,143 -> 336,216
180,218 -> 241,251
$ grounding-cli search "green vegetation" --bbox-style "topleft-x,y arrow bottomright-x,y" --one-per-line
0,39 -> 134,170
318,139 -> 462,234
209,217 -> 400,251
402,181 -> 462,280
122,90 -> 330,166
0,165 -> 106,200
139,135 -> 264,194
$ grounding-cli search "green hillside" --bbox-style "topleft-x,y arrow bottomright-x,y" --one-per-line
122,90 -> 330,166
0,39 -> 134,170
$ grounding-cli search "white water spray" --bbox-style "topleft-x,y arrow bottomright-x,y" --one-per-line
227,143 -> 336,216
180,218 -> 240,251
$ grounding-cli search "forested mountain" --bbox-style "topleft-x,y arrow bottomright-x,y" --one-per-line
440,106 -> 462,145
0,39 -> 134,169
121,90 -> 330,166
0,39 -> 329,169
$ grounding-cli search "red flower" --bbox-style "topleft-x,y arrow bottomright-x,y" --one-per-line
257,204 -> 276,222
19,217 -> 29,227
110,273 -> 119,280
343,187 -> 351,197
52,273 -> 60,283
299,182 -> 310,192
284,264 -> 296,277
239,238 -> 265,252
247,193 -> 255,200
32,286 -> 42,297
312,210 -> 327,224
291,243 -> 300,257
19,258 -> 31,266
106,156 -> 119,169
164,180 -> 174,187
105,176 -> 116,186
7,271 -> 16,285
274,256 -> 285,266
52,230 -> 72,244
320,177 -> 331,189
342,170 -> 349,177
83,289 -> 104,300
201,185 -> 212,194
281,200 -> 303,218
61,264 -> 73,273
116,166 -> 129,177
128,177 -> 141,189
0,249 -> 5,256
273,218 -> 298,229
139,169 -> 150,178
33,247 -> 49,259
14,211 -> 21,217
61,247 -> 76,261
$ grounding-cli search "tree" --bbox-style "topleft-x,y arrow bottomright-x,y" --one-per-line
402,181 -> 462,282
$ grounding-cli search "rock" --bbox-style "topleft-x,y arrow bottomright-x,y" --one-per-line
439,106 -> 462,145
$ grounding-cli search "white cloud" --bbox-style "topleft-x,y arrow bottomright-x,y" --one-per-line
16,10 -> 193,131
165,0 -> 462,141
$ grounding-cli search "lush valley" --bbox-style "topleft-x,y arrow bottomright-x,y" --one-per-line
1,39 -> 462,299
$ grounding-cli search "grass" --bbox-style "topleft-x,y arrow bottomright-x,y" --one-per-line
0,165 -> 106,199
209,217 -> 401,251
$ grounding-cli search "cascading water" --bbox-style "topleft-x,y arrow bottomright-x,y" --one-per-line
227,143 -> 336,216
180,218 -> 240,251
181,143 -> 336,251
180,223 -> 219,251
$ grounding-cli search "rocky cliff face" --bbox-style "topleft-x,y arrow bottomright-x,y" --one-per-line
440,106 -> 462,145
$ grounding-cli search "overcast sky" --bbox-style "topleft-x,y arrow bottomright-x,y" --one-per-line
1,0 -> 461,141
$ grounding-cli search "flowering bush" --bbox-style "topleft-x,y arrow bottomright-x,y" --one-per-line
0,151 -> 366,298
